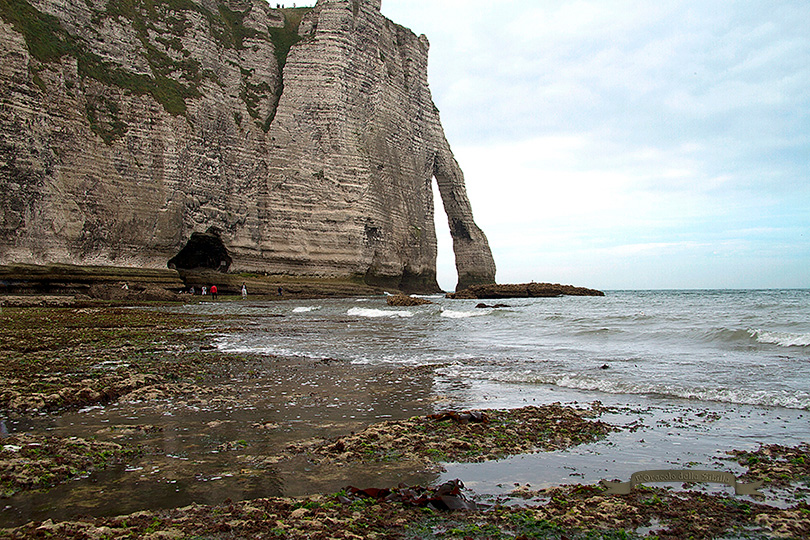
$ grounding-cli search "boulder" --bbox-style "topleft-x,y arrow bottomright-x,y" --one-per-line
386,294 -> 433,307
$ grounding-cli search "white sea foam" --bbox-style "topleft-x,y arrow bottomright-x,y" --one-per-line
440,308 -> 488,319
347,307 -> 414,318
507,372 -> 810,410
217,343 -> 276,355
751,329 -> 810,347
292,306 -> 320,313
216,339 -> 333,361
78,405 -> 105,414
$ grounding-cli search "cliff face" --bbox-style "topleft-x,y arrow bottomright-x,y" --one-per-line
0,0 -> 496,292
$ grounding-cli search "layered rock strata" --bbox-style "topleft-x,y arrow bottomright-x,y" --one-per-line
0,263 -> 185,295
0,0 -> 496,292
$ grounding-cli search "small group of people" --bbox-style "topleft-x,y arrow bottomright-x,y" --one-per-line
185,283 -> 256,299
188,285 -> 218,299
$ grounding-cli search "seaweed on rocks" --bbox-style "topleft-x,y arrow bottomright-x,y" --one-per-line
285,404 -> 617,468
340,479 -> 478,511
1,434 -> 140,498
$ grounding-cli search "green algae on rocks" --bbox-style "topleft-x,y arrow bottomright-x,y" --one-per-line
0,306 -> 224,412
286,404 -> 617,469
1,434 -> 140,498
727,442 -> 810,489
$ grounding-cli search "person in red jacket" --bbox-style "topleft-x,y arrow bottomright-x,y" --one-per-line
210,285 -> 218,300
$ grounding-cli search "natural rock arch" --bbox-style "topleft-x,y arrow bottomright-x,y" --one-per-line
432,157 -> 497,291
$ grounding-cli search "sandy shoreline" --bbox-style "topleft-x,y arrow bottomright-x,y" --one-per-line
1,302 -> 809,538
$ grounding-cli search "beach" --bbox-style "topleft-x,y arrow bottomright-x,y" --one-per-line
1,292 -> 809,538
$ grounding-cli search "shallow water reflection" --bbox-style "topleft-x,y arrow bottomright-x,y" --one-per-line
1,356 -> 441,527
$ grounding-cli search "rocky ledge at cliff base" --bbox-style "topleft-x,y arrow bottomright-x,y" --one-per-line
448,282 -> 605,299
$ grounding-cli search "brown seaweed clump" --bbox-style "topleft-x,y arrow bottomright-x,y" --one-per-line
487,483 -> 810,539
385,294 -> 433,307
727,442 -> 810,488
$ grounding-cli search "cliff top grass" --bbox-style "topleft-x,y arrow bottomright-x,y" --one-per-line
1,0 -> 198,118
0,0 -> 72,63
0,0 -> 313,130
267,8 -> 307,69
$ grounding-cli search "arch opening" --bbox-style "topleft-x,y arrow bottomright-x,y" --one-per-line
432,178 -> 456,292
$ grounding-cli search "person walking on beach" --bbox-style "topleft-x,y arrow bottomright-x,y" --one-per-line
202,286 -> 207,296
241,283 -> 247,299
277,286 -> 283,296
210,285 -> 218,300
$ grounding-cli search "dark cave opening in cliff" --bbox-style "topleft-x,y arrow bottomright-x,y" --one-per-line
168,228 -> 232,272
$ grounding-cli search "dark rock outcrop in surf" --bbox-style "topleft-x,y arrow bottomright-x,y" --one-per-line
447,283 -> 604,299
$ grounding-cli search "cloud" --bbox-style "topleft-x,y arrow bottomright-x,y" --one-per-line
386,0 -> 810,289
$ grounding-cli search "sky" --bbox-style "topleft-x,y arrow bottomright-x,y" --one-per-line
379,0 -> 810,290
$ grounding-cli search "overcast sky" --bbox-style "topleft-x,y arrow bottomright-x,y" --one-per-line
379,0 -> 809,290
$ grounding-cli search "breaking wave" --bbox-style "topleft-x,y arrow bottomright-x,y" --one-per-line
750,329 -> 810,347
702,327 -> 810,348
347,307 -> 414,318
292,306 -> 320,313
440,308 -> 488,319
512,373 -> 810,410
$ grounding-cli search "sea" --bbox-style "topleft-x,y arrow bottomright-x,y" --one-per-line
214,289 -> 810,412
3,289 -> 809,524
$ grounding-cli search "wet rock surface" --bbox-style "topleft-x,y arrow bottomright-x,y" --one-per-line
1,434 -> 138,498
1,471 -> 808,539
0,306 -> 213,412
494,482 -> 810,540
726,443 -> 810,491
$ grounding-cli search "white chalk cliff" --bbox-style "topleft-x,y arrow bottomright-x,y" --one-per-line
0,0 -> 496,291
